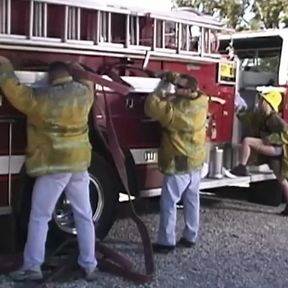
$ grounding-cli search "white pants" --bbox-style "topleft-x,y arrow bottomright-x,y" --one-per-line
23,172 -> 97,271
158,170 -> 201,246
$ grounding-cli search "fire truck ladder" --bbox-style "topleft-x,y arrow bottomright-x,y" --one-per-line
0,0 -> 224,64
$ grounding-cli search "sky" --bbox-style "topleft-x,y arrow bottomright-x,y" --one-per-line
103,0 -> 173,11
114,0 -> 255,20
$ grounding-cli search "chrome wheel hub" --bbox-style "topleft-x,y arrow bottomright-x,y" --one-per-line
52,174 -> 104,235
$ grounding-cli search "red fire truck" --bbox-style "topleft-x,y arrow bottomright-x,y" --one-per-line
0,0 -> 264,247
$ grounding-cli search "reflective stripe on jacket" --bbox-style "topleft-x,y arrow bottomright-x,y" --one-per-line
0,63 -> 94,176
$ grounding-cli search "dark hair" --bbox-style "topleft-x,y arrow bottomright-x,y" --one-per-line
48,61 -> 70,83
48,61 -> 69,74
176,75 -> 198,92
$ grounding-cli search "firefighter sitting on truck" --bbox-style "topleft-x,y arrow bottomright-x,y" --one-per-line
231,90 -> 288,216
144,71 -> 208,253
0,56 -> 98,281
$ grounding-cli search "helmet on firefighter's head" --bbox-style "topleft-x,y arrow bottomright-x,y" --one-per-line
261,91 -> 282,112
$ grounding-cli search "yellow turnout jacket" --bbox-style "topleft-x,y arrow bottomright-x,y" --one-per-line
0,63 -> 94,177
144,84 -> 208,174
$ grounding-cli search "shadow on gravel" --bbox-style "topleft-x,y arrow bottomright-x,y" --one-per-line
119,198 -> 161,217
103,239 -> 139,246
201,201 -> 281,216
100,239 -> 144,254
118,181 -> 283,218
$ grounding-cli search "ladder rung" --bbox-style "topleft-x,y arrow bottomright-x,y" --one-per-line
107,12 -> 111,42
71,7 -> 80,40
0,0 -> 6,34
177,23 -> 182,53
161,21 -> 165,48
68,7 -> 76,40
6,0 -> 10,34
77,7 -> 81,40
186,25 -> 189,51
200,27 -> 205,56
207,30 -> 211,54
64,5 -> 69,42
136,16 -> 139,45
152,18 -> 157,51
100,11 -> 108,42
29,0 -> 34,39
0,0 -> 11,34
43,3 -> 47,37
95,10 -> 100,44
129,16 -> 136,45
34,2 -> 40,37
125,14 -> 129,48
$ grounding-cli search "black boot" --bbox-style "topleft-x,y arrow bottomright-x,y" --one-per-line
152,243 -> 175,254
230,164 -> 249,176
177,237 -> 196,248
280,204 -> 288,216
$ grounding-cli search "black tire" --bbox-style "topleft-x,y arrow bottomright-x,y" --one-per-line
89,153 -> 120,238
12,152 -> 119,249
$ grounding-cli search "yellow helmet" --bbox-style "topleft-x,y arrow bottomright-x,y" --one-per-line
261,91 -> 282,112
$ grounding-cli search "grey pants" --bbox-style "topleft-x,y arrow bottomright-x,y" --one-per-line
157,170 -> 201,246
23,172 -> 97,271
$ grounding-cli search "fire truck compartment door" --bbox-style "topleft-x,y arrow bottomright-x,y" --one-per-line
14,71 -> 48,87
95,76 -> 163,93
95,76 -> 166,148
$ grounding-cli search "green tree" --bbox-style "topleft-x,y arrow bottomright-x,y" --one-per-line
176,0 -> 288,29
253,0 -> 288,28
176,0 -> 250,28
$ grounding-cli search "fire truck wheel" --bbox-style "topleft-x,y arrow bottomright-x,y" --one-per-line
13,153 -> 119,248
51,153 -> 119,241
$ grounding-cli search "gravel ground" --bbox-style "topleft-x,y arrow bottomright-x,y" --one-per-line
1,192 -> 288,288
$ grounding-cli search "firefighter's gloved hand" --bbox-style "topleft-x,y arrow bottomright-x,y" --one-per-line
155,78 -> 174,95
0,56 -> 10,65
67,62 -> 87,82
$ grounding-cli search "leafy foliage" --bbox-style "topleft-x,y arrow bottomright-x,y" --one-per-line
176,0 -> 288,29
253,0 -> 288,28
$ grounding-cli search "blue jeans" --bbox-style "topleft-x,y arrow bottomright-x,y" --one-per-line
158,170 -> 201,246
23,172 -> 97,271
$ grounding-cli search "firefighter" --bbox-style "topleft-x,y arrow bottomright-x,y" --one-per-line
231,90 -> 288,215
0,56 -> 98,281
144,72 -> 208,253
